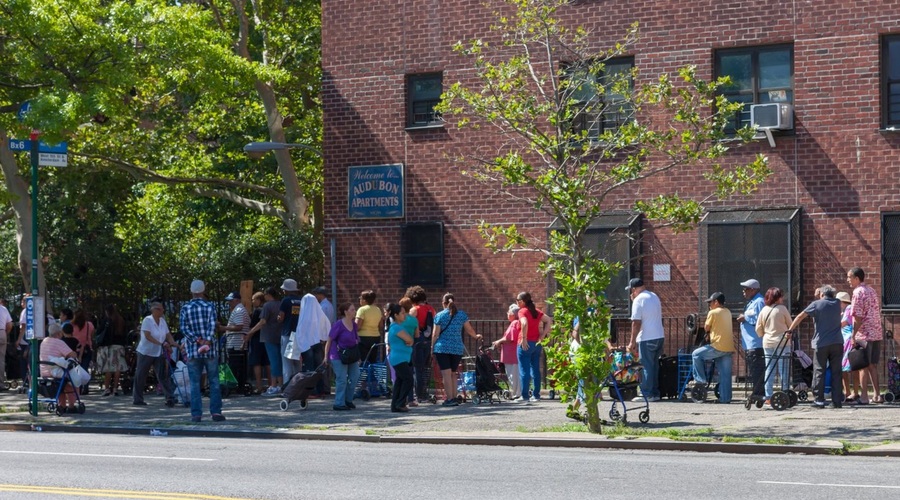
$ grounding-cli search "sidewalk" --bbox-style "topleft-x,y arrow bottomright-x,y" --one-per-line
1,388 -> 899,455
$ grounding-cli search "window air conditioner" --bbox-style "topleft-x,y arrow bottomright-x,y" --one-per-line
750,103 -> 793,130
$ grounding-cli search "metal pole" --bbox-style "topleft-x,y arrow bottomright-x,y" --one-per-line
29,132 -> 39,416
329,238 -> 337,310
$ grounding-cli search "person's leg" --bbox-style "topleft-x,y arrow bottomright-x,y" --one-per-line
312,343 -> 326,395
206,357 -> 223,416
507,362 -> 520,398
0,337 -> 7,385
813,348 -> 828,404
186,359 -> 203,418
333,359 -> 348,407
132,353 -> 153,404
265,342 -> 282,388
867,340 -> 882,400
390,362 -> 404,410
639,339 -> 663,398
763,347 -> 776,399
530,342 -> 542,399
858,364 -> 871,403
347,362 -> 361,406
715,352 -> 733,402
691,346 -> 713,385
518,344 -> 531,400
397,362 -> 414,405
748,347 -> 766,398
154,355 -> 176,403
827,344 -> 844,407
280,335 -> 295,383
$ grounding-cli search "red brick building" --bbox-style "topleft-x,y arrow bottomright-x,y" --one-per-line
321,0 -> 900,322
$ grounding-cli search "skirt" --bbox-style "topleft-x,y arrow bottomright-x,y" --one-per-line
95,345 -> 128,373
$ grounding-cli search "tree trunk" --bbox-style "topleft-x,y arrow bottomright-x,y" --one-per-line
0,130 -> 47,295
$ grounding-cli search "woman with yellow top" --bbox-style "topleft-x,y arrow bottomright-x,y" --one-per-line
754,287 -> 793,405
355,290 -> 384,363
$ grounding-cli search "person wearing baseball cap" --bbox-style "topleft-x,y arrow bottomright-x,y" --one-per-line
737,279 -> 766,404
222,291 -> 250,392
625,277 -> 665,402
691,292 -> 735,403
278,279 -> 304,382
311,286 -> 335,323
179,280 -> 225,422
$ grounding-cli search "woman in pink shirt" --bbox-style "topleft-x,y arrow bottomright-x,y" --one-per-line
39,323 -> 78,412
492,303 -> 521,400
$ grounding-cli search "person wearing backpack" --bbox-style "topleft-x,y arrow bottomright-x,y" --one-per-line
406,286 -> 435,404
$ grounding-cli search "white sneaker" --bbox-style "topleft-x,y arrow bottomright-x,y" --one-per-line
647,396 -> 661,402
631,396 -> 645,402
264,386 -> 281,396
528,397 -> 539,402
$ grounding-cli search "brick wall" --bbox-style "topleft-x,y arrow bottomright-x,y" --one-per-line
322,0 -> 900,319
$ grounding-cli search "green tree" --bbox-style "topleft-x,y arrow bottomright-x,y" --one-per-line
438,0 -> 771,433
0,0 -> 322,294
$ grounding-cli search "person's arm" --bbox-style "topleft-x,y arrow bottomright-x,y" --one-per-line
852,300 -> 865,337
787,311 -> 808,333
538,313 -> 552,342
431,324 -> 442,351
519,316 -> 529,350
627,320 -> 641,351
395,328 -> 414,346
322,337 -> 333,365
463,322 -> 482,344
142,330 -> 164,346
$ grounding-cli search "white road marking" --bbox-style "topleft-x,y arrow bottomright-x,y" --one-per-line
760,481 -> 900,490
0,450 -> 215,461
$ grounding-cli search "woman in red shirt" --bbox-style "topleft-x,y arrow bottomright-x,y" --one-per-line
516,292 -> 552,402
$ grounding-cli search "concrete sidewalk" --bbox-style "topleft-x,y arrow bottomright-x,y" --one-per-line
1,388 -> 899,456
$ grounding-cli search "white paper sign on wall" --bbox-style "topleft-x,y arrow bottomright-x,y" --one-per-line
653,264 -> 671,282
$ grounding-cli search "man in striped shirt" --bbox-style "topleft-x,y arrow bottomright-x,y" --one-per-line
180,280 -> 225,423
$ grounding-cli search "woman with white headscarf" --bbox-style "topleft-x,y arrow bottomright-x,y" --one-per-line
286,294 -> 331,395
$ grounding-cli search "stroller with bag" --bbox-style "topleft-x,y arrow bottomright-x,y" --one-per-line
471,345 -> 506,405
37,358 -> 87,416
280,365 -> 327,411
603,349 -> 650,424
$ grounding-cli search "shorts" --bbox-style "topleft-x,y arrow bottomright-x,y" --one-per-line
95,345 -> 128,373
865,340 -> 882,365
434,353 -> 462,371
248,335 -> 269,367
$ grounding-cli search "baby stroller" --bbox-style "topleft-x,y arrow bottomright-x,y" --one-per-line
280,365 -> 326,411
603,349 -> 650,424
356,343 -> 389,400
36,359 -> 86,416
471,345 -> 506,405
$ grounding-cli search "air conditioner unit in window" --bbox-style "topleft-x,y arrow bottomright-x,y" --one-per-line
750,103 -> 793,130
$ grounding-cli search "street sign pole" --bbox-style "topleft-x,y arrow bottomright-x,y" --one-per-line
29,131 -> 39,416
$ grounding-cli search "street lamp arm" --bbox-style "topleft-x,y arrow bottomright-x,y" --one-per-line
243,141 -> 322,156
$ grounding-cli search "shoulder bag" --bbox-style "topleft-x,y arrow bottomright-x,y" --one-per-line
848,343 -> 870,371
338,322 -> 361,364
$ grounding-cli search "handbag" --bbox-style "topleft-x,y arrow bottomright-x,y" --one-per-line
848,344 -> 870,371
339,345 -> 361,365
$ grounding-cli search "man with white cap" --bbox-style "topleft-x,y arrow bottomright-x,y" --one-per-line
179,280 -> 225,422
737,278 -> 766,403
626,278 -> 665,402
277,278 -> 304,382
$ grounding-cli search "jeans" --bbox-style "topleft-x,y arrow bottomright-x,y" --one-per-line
747,348 -> 766,398
691,345 -> 734,403
518,341 -> 542,400
638,338 -> 664,398
133,352 -> 175,404
763,346 -> 790,398
332,358 -> 360,406
264,341 -> 282,379
813,343 -> 843,406
187,356 -> 222,417
391,361 -> 414,410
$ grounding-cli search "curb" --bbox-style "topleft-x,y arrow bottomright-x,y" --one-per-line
0,423 -> 843,455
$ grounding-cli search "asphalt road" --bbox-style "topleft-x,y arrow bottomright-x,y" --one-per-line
2,432 -> 900,499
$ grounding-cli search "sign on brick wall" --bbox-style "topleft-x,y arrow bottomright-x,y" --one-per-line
348,164 -> 404,219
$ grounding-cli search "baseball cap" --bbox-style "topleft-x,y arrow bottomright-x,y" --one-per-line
280,279 -> 298,292
740,279 -> 760,289
311,286 -> 328,295
705,292 -> 726,304
225,292 -> 241,301
190,280 -> 205,294
625,278 -> 644,291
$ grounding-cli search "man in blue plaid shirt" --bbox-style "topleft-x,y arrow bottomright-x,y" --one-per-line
180,280 -> 225,423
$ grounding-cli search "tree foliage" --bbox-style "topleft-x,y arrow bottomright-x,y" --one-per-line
0,0 -> 322,297
438,0 -> 771,432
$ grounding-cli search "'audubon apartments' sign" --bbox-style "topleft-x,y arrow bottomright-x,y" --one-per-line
347,164 -> 404,219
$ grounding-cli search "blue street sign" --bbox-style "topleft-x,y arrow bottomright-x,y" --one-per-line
25,296 -> 34,340
8,139 -> 67,154
17,101 -> 31,122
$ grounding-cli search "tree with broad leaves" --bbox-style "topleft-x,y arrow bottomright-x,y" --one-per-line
437,0 -> 771,433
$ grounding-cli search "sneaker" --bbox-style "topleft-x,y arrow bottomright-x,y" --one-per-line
345,401 -> 356,409
264,386 -> 281,396
631,396 -> 645,402
132,401 -> 147,406
165,399 -> 176,408
441,399 -> 459,407
191,416 -> 201,423
211,414 -> 226,422
391,406 -> 409,413
814,401 -> 827,408
528,396 -> 539,402
101,389 -> 113,397
333,405 -> 350,411
647,396 -> 661,402
408,400 -> 419,407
